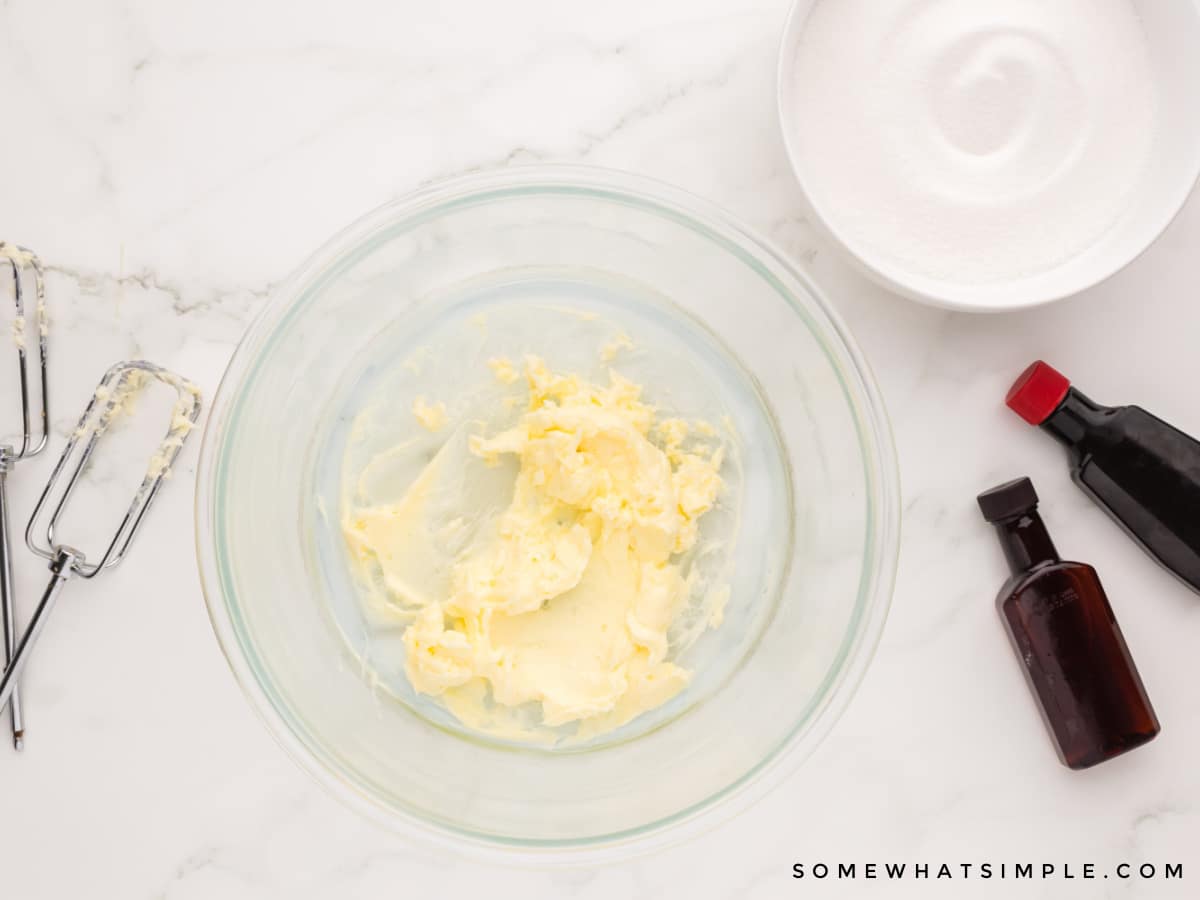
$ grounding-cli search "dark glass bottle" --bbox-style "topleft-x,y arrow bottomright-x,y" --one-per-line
978,477 -> 1160,770
1007,360 -> 1200,594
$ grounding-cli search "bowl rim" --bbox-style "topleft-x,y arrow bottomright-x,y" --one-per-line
194,163 -> 901,862
775,0 -> 1200,313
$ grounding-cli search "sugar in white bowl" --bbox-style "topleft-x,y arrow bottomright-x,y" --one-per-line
778,0 -> 1200,311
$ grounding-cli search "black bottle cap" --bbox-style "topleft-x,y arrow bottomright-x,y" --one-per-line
978,477 -> 1039,523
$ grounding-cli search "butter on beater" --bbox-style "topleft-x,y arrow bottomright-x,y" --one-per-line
343,355 -> 728,743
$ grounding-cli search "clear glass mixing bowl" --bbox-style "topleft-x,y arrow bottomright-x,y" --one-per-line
195,166 -> 899,859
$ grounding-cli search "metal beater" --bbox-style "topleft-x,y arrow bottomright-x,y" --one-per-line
0,243 -> 49,751
0,361 -> 202,717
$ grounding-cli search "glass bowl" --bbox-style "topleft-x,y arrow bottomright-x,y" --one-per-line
195,166 -> 899,859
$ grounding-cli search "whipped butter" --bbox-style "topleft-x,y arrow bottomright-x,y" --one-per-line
411,396 -> 448,432
342,355 -> 728,742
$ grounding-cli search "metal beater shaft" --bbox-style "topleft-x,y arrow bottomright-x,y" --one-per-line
0,549 -> 72,714
0,457 -> 24,748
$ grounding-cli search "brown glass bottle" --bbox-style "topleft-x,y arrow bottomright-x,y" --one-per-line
978,477 -> 1160,770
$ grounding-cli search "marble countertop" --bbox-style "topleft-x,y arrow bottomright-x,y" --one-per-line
1,1 -> 1196,897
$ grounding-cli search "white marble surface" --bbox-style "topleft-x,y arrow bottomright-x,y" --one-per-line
1,0 -> 1198,897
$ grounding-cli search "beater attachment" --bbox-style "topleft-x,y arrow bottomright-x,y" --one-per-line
0,361 -> 201,715
0,243 -> 49,750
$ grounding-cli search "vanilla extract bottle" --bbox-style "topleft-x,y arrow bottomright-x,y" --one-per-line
978,477 -> 1159,769
1007,360 -> 1200,594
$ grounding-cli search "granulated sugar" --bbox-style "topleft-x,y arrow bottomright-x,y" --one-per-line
789,0 -> 1159,284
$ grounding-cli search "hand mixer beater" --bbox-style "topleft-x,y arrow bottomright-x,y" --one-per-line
0,361 -> 202,720
0,243 -> 49,751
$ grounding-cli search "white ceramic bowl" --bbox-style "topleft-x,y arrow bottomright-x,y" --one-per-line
777,0 -> 1200,312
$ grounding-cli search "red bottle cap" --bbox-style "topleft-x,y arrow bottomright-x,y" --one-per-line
1007,361 -> 1070,425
